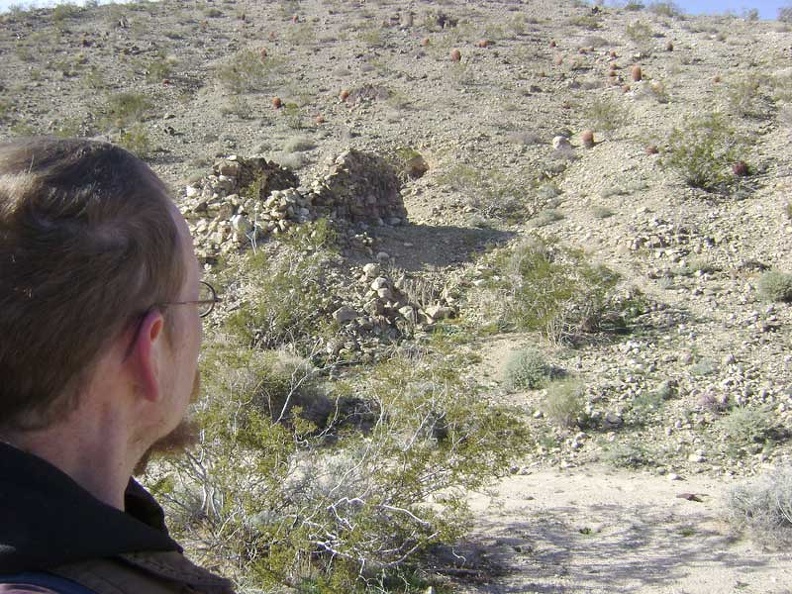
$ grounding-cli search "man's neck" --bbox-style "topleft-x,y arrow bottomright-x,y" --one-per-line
1,413 -> 138,510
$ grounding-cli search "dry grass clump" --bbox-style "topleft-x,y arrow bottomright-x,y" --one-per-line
504,347 -> 551,391
543,378 -> 585,428
726,465 -> 792,549
757,271 -> 792,303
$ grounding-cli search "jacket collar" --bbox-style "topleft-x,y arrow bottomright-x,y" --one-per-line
0,442 -> 180,573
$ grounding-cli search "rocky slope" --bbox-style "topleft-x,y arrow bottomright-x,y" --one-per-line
2,0 -> 792,590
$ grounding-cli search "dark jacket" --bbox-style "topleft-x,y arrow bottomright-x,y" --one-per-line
0,442 -> 234,594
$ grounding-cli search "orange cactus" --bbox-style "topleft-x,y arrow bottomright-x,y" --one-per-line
450,48 -> 462,61
272,96 -> 282,109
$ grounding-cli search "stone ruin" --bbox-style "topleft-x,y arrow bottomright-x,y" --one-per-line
180,148 -> 408,263
179,147 -> 460,360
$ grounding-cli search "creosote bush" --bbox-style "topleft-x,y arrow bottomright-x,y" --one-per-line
663,112 -> 747,193
216,48 -> 285,93
225,219 -> 340,353
150,340 -> 527,592
719,406 -> 787,456
477,237 -> 640,344
585,97 -> 630,133
103,91 -> 152,128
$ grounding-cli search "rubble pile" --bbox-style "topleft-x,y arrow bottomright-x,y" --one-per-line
324,262 -> 457,361
180,149 -> 408,263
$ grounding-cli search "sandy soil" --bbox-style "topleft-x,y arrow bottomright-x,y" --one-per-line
463,467 -> 792,593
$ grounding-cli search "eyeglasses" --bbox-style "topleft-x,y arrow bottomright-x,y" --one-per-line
160,281 -> 221,318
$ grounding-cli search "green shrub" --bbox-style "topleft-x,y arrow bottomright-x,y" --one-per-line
504,347 -> 551,391
114,123 -> 152,158
530,208 -> 564,228
601,437 -> 656,468
104,92 -> 152,128
585,97 -> 630,132
151,345 -> 528,592
484,238 -> 630,344
719,406 -> 785,454
726,75 -> 772,119
757,271 -> 792,302
726,465 -> 792,549
145,53 -> 174,83
436,163 -> 538,223
216,48 -> 285,94
225,220 -> 339,353
625,20 -> 654,45
542,378 -> 584,428
663,112 -> 746,193
647,1 -> 681,17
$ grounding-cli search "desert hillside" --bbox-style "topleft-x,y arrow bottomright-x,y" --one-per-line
2,1 -> 792,592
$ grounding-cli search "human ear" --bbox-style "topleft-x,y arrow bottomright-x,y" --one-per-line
128,310 -> 165,403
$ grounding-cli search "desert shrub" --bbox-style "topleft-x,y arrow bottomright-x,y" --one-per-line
719,406 -> 786,455
225,220 -> 340,353
567,14 -> 602,30
113,124 -> 152,159
663,112 -> 747,193
481,238 -> 635,344
542,378 -> 585,428
504,347 -> 551,391
726,75 -> 773,119
150,344 -> 527,592
601,437 -> 656,468
592,206 -> 614,219
388,147 -> 429,182
585,97 -> 630,132
757,271 -> 792,302
283,135 -> 316,152
51,2 -> 80,23
779,4 -> 792,22
530,208 -> 564,228
145,52 -> 174,82
647,1 -> 681,17
436,163 -> 539,223
625,20 -> 654,45
103,92 -> 152,128
726,465 -> 792,549
216,48 -> 285,93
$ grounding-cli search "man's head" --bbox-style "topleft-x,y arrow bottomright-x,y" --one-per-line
0,137 -> 192,432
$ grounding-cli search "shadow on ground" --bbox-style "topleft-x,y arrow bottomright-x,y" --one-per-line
354,223 -> 515,270
446,501 -> 774,593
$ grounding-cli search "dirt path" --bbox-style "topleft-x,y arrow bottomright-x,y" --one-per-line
461,467 -> 792,593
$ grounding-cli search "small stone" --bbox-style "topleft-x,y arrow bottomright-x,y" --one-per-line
425,305 -> 453,321
552,135 -> 572,151
362,263 -> 381,279
398,305 -> 417,322
333,306 -> 359,324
